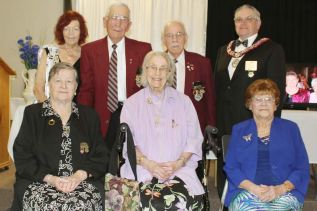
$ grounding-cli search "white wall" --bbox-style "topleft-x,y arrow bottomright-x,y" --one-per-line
0,0 -> 63,97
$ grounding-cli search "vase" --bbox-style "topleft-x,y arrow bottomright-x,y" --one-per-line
22,69 -> 37,105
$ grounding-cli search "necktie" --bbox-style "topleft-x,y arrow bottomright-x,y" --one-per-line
235,39 -> 248,47
173,59 -> 178,88
107,44 -> 118,112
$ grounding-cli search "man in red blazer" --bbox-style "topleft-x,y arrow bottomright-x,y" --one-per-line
78,3 -> 151,148
162,21 -> 216,132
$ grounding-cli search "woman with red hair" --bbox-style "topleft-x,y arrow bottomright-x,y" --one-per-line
34,10 -> 88,102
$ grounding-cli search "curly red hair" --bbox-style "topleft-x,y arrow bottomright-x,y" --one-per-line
54,10 -> 88,45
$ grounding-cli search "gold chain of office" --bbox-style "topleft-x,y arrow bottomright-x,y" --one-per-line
226,37 -> 270,58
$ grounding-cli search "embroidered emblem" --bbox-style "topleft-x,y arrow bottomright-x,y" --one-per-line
80,142 -> 89,154
192,81 -> 205,101
48,119 -> 55,126
243,134 -> 252,142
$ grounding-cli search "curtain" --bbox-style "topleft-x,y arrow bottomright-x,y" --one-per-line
74,0 -> 208,56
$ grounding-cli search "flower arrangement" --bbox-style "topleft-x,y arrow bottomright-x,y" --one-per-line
17,35 -> 40,70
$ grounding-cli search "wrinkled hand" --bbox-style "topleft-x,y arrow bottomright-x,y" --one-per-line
44,171 -> 86,193
159,160 -> 182,178
259,185 -> 285,202
249,184 -> 270,199
144,160 -> 170,180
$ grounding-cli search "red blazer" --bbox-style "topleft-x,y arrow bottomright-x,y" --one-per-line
183,51 -> 216,131
78,37 -> 152,137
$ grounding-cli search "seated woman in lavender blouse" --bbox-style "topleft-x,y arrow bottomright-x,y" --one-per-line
120,51 -> 204,210
224,79 -> 310,210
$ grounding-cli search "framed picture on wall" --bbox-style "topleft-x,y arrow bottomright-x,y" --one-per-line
283,63 -> 317,109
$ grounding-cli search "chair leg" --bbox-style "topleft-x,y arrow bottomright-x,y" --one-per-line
219,180 -> 228,211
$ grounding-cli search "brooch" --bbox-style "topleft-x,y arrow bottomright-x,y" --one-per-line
243,134 -> 252,142
186,63 -> 195,71
146,97 -> 153,104
80,142 -> 89,154
192,81 -> 205,102
48,119 -> 55,126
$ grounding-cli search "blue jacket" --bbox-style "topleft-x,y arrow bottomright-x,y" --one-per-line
224,117 -> 309,206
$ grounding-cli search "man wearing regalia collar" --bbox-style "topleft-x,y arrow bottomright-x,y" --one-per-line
214,4 -> 286,200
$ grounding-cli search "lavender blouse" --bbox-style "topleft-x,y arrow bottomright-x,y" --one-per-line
120,86 -> 204,195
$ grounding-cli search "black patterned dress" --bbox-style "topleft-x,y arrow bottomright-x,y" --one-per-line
22,100 -> 102,211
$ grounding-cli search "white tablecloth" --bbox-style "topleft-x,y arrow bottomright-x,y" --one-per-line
282,109 -> 317,164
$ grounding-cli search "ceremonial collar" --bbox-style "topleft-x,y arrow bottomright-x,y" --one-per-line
227,37 -> 270,58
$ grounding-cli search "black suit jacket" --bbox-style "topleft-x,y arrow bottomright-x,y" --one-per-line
214,36 -> 286,136
12,103 -> 109,210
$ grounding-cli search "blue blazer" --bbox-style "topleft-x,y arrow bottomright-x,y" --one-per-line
224,117 -> 309,206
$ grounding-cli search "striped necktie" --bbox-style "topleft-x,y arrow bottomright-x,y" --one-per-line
173,59 -> 178,88
107,44 -> 118,112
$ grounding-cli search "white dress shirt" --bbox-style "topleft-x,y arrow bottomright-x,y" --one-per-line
228,33 -> 258,79
169,51 -> 186,93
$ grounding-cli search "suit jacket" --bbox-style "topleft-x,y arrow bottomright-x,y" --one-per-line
14,103 -> 108,181
12,102 -> 108,210
78,37 -> 152,137
214,36 -> 286,136
224,118 -> 310,206
183,51 -> 216,131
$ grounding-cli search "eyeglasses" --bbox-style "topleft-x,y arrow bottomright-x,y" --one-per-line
146,65 -> 169,73
252,96 -> 275,104
165,32 -> 185,40
234,16 -> 258,24
109,15 -> 129,22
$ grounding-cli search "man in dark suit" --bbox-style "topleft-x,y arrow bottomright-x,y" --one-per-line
162,21 -> 216,132
78,3 -> 151,149
214,4 -> 286,199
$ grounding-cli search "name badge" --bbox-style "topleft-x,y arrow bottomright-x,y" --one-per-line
245,61 -> 257,71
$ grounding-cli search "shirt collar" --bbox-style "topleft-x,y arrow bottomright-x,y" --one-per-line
239,33 -> 258,47
168,50 -> 185,64
144,86 -> 176,104
42,99 -> 79,119
107,36 -> 125,49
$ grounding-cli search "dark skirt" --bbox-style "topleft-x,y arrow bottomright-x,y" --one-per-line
22,181 -> 102,211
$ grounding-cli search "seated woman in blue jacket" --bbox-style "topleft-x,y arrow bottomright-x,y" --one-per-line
224,79 -> 310,210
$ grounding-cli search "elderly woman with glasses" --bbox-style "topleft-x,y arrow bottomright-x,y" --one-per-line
224,79 -> 310,210
119,51 -> 205,210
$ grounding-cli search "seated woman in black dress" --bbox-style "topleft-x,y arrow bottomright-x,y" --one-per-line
12,62 -> 108,211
